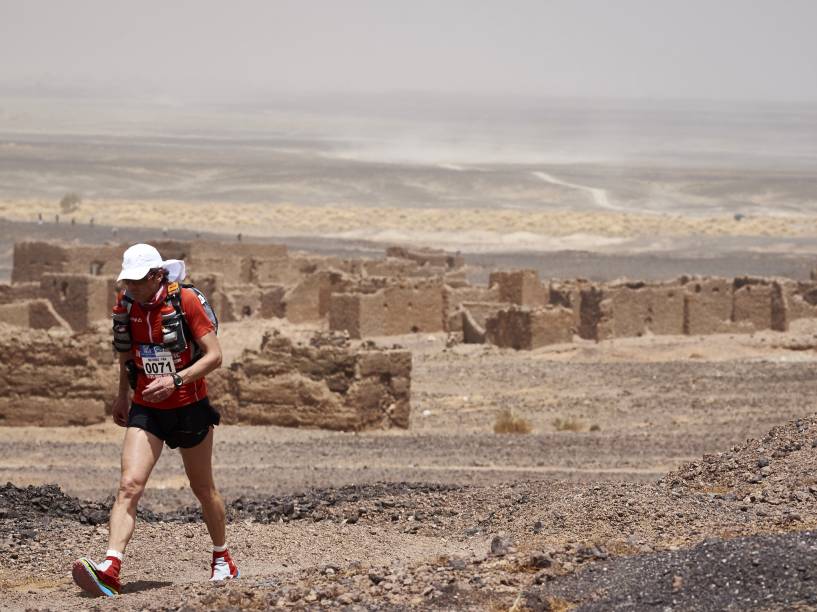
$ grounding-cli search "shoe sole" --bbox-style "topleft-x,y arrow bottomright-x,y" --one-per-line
72,559 -> 118,597
210,569 -> 240,582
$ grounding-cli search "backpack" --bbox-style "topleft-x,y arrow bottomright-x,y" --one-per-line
113,282 -> 218,360
170,282 -> 219,336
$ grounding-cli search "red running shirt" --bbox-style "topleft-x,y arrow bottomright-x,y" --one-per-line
114,286 -> 215,409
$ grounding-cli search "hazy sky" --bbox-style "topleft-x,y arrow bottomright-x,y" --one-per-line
1,0 -> 816,102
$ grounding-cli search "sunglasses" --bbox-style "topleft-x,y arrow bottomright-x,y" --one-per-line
123,269 -> 161,286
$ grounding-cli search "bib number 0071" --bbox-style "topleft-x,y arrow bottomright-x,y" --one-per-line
138,345 -> 177,378
143,360 -> 175,376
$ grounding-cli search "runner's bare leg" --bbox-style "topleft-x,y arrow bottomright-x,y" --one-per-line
180,428 -> 226,546
108,428 -> 164,552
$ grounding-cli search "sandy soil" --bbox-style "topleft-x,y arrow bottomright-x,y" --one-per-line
3,319 -> 817,610
3,198 -> 817,253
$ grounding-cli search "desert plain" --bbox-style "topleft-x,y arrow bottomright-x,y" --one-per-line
3,103 -> 817,610
3,211 -> 817,611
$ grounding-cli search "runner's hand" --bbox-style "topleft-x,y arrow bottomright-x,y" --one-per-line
142,375 -> 175,403
111,395 -> 130,427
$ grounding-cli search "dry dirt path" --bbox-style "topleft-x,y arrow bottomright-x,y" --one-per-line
3,329 -> 817,609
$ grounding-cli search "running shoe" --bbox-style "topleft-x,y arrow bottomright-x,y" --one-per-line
210,549 -> 239,581
72,557 -> 120,597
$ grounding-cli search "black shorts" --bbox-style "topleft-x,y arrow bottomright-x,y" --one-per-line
127,398 -> 220,449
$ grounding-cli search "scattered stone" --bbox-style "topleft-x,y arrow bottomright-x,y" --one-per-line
529,553 -> 553,569
490,535 -> 513,556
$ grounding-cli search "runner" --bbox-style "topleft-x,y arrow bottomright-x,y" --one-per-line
72,243 -> 238,597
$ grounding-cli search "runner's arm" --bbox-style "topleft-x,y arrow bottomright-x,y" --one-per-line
111,352 -> 133,427
176,331 -> 222,385
117,351 -> 132,399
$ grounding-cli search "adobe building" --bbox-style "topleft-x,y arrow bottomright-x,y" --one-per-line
215,331 -> 411,430
485,305 -> 575,350
682,277 -> 737,335
582,282 -> 686,340
328,281 -> 446,338
0,300 -> 70,330
782,280 -> 817,321
489,269 -> 548,307
12,242 -> 122,283
0,324 -> 116,426
39,273 -> 113,331
575,276 -> 795,343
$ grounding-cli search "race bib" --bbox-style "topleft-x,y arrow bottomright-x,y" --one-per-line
139,345 -> 177,378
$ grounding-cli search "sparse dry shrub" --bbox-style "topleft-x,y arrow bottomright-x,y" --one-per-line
59,192 -> 82,214
552,416 -> 585,432
494,408 -> 532,434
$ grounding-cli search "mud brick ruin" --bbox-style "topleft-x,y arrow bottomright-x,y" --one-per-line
4,241 -> 817,350
2,240 -> 440,428
2,239 -> 817,428
486,305 -> 574,350
211,331 -> 411,430
5,240 -> 467,333
5,241 -> 817,346
475,270 -> 817,349
0,323 -> 117,426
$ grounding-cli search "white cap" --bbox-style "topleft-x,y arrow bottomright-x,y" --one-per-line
116,243 -> 186,282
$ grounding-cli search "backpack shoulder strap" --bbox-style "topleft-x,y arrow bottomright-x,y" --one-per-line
121,291 -> 134,314
166,284 -> 198,356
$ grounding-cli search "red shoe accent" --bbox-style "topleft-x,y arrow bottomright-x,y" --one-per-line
72,557 -> 121,596
210,550 -> 239,581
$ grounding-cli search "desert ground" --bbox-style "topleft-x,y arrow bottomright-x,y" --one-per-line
4,255 -> 817,608
2,109 -> 817,608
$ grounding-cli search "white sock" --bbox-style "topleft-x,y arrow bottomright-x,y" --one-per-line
96,549 -> 123,572
213,544 -> 228,553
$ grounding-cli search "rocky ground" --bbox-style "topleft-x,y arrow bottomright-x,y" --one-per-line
3,320 -> 817,609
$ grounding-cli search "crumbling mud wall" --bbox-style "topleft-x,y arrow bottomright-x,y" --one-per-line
383,283 -> 445,335
9,241 -> 816,344
284,271 -> 354,323
216,332 -> 411,430
40,273 -> 112,331
782,281 -> 817,321
489,270 -> 548,307
485,305 -> 574,350
587,282 -> 686,340
328,282 -> 445,338
0,300 -> 70,330
444,285 -> 502,331
576,276 -> 793,342
12,242 -> 121,283
185,242 -> 289,283
328,293 -> 385,339
548,280 -> 588,326
732,277 -> 788,332
452,301 -> 513,342
0,282 -> 45,304
683,278 -> 734,335
0,325 -> 116,425
9,241 -> 467,334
